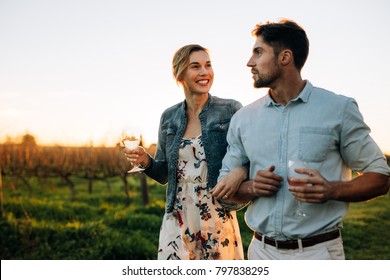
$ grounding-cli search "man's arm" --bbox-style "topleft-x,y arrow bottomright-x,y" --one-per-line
288,170 -> 389,203
227,165 -> 283,204
227,180 -> 257,204
330,172 -> 389,202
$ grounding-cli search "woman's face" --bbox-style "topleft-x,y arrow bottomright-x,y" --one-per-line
180,51 -> 214,95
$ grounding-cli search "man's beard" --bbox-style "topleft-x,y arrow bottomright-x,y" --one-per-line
254,77 -> 272,88
253,63 -> 281,88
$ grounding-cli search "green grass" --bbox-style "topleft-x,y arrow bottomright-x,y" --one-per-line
0,176 -> 165,259
342,194 -> 390,259
0,175 -> 389,259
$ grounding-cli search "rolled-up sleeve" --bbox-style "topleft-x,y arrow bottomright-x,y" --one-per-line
340,98 -> 390,176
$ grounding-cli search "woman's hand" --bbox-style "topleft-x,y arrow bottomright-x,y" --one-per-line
124,146 -> 150,168
210,166 -> 248,199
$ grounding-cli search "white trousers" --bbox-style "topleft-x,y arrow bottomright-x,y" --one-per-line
247,235 -> 345,260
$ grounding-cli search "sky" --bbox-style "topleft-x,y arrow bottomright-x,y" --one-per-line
1,0 -> 389,154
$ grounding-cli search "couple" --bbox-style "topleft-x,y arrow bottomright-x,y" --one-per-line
124,19 -> 390,260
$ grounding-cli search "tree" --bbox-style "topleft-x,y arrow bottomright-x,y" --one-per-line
21,134 -> 37,147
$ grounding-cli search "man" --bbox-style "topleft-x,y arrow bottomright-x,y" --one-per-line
212,19 -> 390,259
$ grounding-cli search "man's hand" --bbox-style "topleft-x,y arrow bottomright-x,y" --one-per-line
287,168 -> 333,203
226,165 -> 283,204
251,165 -> 283,197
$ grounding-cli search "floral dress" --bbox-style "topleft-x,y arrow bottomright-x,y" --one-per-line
158,134 -> 244,260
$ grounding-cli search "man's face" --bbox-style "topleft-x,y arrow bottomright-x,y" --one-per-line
247,37 -> 281,88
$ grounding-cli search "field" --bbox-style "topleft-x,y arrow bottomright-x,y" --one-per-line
1,174 -> 389,260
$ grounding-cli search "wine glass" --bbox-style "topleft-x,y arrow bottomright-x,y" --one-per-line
287,159 -> 310,217
121,130 -> 144,173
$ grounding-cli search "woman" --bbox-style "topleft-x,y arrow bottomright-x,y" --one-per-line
124,44 -> 246,260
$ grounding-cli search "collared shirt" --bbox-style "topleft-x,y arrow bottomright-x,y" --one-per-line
219,80 -> 390,240
145,94 -> 242,213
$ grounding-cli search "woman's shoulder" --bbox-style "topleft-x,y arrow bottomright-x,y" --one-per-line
210,95 -> 243,109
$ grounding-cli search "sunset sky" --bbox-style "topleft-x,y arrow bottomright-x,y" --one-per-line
1,0 -> 389,154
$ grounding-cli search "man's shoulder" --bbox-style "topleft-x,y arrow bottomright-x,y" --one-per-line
240,96 -> 266,113
308,85 -> 356,111
229,97 -> 265,123
311,85 -> 352,102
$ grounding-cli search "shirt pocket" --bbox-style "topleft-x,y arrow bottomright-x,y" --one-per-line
299,127 -> 333,162
165,127 -> 176,151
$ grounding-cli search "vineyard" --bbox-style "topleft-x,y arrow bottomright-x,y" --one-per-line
0,136 -> 389,259
0,136 -> 164,259
0,135 -> 156,205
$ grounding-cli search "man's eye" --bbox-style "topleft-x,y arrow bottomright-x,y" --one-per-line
254,49 -> 262,56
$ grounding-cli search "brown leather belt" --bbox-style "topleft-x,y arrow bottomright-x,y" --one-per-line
254,229 -> 340,250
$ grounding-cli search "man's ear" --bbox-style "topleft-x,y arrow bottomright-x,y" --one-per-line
280,49 -> 293,66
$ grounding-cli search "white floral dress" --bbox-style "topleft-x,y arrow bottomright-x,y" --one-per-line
158,134 -> 244,260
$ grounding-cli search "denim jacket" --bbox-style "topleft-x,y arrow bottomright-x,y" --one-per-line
144,94 -> 242,213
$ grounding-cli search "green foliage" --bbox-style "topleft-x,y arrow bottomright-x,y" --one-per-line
0,176 -> 163,259
0,175 -> 389,260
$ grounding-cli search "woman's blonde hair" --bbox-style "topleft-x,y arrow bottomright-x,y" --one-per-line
172,44 -> 210,84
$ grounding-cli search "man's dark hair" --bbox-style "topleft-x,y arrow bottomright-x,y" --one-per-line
252,19 -> 309,70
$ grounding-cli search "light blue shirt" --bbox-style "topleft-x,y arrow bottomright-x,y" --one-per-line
219,81 -> 390,240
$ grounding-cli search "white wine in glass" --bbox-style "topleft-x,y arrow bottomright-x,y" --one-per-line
122,138 -> 140,150
121,131 -> 144,173
287,159 -> 310,218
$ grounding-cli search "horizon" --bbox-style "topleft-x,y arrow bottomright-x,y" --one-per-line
2,132 -> 389,158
